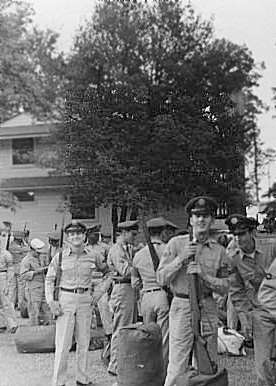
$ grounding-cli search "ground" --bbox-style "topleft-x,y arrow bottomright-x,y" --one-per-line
0,316 -> 262,386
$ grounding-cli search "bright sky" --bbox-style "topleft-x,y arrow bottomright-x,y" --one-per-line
31,0 -> 276,196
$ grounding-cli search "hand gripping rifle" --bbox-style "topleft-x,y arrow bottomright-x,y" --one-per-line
188,228 -> 215,375
53,215 -> 65,303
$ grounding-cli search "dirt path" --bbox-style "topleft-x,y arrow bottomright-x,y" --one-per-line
0,322 -> 115,386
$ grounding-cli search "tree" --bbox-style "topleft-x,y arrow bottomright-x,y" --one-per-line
0,0 -> 67,210
58,0 -> 263,214
0,0 -> 66,123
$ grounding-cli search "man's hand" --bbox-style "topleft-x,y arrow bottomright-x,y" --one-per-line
3,285 -> 9,296
178,243 -> 197,265
34,267 -> 48,274
187,261 -> 202,275
49,300 -> 63,317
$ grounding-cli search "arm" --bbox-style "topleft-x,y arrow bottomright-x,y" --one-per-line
131,258 -> 143,290
157,240 -> 184,286
20,256 -> 35,281
45,255 -> 58,304
108,246 -> 133,277
5,251 -> 15,287
201,249 -> 232,296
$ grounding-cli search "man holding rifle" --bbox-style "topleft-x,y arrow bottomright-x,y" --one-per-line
157,196 -> 232,386
45,220 -> 106,386
131,217 -> 177,378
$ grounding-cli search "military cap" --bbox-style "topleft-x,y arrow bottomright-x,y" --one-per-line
117,220 -> 139,231
48,231 -> 60,241
13,230 -> 25,240
185,196 -> 218,216
87,223 -> 101,234
225,214 -> 257,235
146,217 -> 167,228
30,238 -> 45,251
165,219 -> 179,230
146,217 -> 179,230
64,220 -> 87,234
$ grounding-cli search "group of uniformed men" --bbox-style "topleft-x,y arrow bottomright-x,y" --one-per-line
1,195 -> 276,386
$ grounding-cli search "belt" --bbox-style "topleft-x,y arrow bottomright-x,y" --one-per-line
143,288 -> 162,293
0,270 -> 7,273
174,293 -> 189,299
60,287 -> 89,294
113,279 -> 131,284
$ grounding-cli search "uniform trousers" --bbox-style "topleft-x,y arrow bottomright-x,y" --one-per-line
97,292 -> 113,336
0,272 -> 17,330
108,283 -> 136,374
252,308 -> 276,386
52,290 -> 93,386
141,289 -> 169,376
165,296 -> 218,386
25,285 -> 48,325
8,272 -> 17,307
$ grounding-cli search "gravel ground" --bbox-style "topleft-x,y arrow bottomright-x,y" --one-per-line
0,314 -> 261,386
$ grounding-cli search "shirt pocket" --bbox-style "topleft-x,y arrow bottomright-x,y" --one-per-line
62,260 -> 75,281
79,260 -> 96,281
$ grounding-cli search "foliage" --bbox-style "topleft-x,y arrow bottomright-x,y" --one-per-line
0,0 -> 66,123
59,0 -> 263,213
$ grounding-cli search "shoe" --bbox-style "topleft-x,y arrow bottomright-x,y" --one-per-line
9,326 -> 18,334
108,370 -> 117,376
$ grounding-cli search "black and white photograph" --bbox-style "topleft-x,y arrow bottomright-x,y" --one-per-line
0,0 -> 276,385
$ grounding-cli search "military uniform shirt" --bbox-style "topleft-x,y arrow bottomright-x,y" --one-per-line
132,238 -> 166,291
20,252 -> 45,289
157,234 -> 230,296
0,250 -> 13,272
107,236 -> 133,278
45,246 -> 105,303
227,238 -> 276,313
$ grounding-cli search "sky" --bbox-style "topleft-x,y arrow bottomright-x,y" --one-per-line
30,0 -> 276,197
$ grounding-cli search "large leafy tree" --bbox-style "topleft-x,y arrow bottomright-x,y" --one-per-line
0,0 -> 66,210
0,0 -> 66,122
59,0 -> 263,214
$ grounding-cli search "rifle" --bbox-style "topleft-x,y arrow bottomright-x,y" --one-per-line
188,227 -> 215,375
141,214 -> 173,304
53,215 -> 65,303
5,233 -> 11,251
141,214 -> 159,271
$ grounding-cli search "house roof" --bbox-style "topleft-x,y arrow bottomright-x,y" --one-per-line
0,175 -> 72,191
0,113 -> 58,139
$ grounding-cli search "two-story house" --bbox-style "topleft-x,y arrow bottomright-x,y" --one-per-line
0,113 -> 112,242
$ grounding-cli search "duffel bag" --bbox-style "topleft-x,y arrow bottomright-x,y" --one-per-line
176,368 -> 228,386
14,324 -> 56,353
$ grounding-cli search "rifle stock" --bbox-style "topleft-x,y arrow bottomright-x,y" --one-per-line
141,214 -> 160,271
188,228 -> 214,375
53,216 -> 65,302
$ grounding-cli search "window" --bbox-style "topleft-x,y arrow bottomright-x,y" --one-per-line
13,191 -> 35,202
12,138 -> 34,165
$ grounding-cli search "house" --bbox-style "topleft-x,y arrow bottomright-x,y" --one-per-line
0,113 -> 111,242
0,113 -> 231,243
